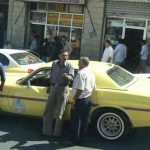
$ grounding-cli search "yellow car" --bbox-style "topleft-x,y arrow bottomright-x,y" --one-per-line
1,60 -> 150,141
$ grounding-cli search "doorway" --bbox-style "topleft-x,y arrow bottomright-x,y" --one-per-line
124,28 -> 144,72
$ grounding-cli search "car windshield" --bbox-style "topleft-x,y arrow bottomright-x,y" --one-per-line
107,66 -> 135,86
10,52 -> 43,65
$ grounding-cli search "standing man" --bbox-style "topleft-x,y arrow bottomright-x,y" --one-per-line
42,49 -> 74,138
70,57 -> 96,144
0,62 -> 5,91
29,31 -> 38,52
61,36 -> 72,55
113,39 -> 127,66
138,40 -> 149,73
101,39 -> 114,63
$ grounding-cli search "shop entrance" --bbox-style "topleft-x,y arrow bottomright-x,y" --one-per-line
124,28 -> 144,72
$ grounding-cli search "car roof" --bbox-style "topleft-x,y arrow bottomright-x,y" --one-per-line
0,49 -> 28,54
41,60 -> 114,72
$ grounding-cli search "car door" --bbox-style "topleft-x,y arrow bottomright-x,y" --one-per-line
7,68 -> 50,117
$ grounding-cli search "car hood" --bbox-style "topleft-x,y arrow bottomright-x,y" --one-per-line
127,74 -> 150,95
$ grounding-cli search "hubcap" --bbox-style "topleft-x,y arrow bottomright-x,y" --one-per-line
97,113 -> 124,139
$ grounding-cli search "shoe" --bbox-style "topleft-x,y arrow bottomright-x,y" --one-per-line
53,136 -> 61,140
41,133 -> 54,139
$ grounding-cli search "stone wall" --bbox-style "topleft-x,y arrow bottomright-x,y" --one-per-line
7,0 -> 26,49
80,0 -> 104,60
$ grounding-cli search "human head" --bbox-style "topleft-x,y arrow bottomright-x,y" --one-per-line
141,40 -> 146,45
104,39 -> 111,47
58,49 -> 69,63
54,36 -> 60,42
118,38 -> 124,44
78,56 -> 89,69
61,36 -> 67,42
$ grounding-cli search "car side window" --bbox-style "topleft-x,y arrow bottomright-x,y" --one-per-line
0,53 -> 9,66
23,68 -> 51,87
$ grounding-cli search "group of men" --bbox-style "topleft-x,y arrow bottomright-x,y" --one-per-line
101,38 -> 127,65
42,49 -> 96,145
101,38 -> 149,73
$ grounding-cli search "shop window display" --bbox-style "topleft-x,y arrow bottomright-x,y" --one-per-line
30,12 -> 46,24
47,13 -> 59,24
30,2 -> 83,59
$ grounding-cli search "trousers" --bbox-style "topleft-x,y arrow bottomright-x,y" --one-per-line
71,96 -> 92,143
42,85 -> 69,136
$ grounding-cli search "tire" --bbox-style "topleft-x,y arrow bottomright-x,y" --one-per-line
96,111 -> 130,141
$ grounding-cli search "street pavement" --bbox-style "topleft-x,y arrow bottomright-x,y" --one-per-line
0,114 -> 150,150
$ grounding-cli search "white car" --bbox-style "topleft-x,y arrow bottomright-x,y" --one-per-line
0,49 -> 45,73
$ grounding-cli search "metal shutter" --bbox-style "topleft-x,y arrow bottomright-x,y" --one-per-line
105,1 -> 150,19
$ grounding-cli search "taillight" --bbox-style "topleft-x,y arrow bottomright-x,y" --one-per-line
28,69 -> 34,73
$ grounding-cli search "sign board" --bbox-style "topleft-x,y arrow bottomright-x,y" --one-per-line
18,0 -> 85,4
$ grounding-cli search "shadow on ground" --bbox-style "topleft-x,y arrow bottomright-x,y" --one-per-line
0,114 -> 149,150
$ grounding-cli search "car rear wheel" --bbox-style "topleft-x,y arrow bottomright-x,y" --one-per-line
96,111 -> 130,140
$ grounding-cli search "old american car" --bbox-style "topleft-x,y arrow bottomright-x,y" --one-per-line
1,60 -> 150,141
0,49 -> 45,73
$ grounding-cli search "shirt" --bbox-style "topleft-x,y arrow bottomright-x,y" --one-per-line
101,46 -> 114,63
51,60 -> 74,85
72,67 -> 96,99
113,44 -> 127,63
140,44 -> 149,60
29,39 -> 37,51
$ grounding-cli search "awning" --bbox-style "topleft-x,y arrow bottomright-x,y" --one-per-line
17,0 -> 85,4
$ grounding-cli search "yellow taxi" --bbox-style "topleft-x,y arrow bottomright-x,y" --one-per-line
1,60 -> 150,141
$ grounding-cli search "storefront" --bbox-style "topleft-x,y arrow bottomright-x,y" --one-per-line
18,0 -> 85,59
104,0 -> 150,70
0,0 -> 9,48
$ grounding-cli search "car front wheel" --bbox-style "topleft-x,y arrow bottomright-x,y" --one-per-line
96,111 -> 130,140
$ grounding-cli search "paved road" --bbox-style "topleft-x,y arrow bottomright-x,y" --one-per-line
0,114 -> 149,150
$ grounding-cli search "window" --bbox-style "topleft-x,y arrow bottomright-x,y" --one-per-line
107,66 -> 134,86
30,12 -> 46,24
22,68 -> 51,87
10,52 -> 43,65
106,17 -> 124,46
125,18 -> 145,27
0,53 -> 9,66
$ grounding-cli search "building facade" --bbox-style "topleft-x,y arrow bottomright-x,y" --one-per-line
0,0 -> 9,48
4,0 -> 150,62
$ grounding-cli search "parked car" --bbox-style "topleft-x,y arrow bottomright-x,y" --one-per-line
0,49 -> 45,73
1,60 -> 150,141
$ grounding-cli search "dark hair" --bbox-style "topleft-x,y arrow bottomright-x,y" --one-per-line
141,40 -> 146,44
61,35 -> 66,39
54,36 -> 60,42
118,38 -> 124,44
105,38 -> 111,45
59,49 -> 69,54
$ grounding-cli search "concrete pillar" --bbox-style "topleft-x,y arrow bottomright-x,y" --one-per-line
7,0 -> 26,49
81,0 -> 104,60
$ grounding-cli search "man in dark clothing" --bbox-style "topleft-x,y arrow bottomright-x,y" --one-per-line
0,63 -> 5,91
52,36 -> 63,60
41,38 -> 50,62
